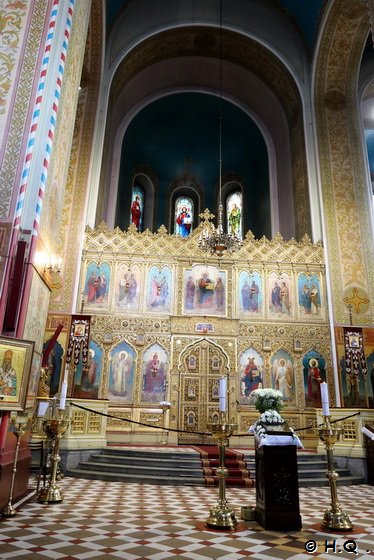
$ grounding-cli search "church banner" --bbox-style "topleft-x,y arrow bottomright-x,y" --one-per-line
343,328 -> 367,379
66,315 -> 91,365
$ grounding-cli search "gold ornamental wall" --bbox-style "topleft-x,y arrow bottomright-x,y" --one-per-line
70,220 -> 331,446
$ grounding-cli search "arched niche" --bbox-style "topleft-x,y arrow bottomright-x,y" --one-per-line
98,26 -> 308,240
116,169 -> 155,231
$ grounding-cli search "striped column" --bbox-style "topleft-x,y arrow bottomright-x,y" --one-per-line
14,0 -> 60,229
32,0 -> 75,236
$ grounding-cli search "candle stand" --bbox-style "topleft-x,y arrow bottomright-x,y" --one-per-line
206,414 -> 238,530
38,400 -> 70,504
159,402 -> 171,445
1,411 -> 31,517
317,416 -> 353,531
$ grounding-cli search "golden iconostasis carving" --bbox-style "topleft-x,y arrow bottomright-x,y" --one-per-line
39,223 -> 373,444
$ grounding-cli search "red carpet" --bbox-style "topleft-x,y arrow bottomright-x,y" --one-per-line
193,445 -> 255,488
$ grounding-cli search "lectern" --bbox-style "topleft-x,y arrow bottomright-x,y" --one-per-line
254,430 -> 302,531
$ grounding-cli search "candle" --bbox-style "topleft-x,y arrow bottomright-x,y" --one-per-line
219,377 -> 227,398
219,377 -> 227,412
320,382 -> 330,416
361,427 -> 374,441
59,380 -> 68,410
219,395 -> 226,412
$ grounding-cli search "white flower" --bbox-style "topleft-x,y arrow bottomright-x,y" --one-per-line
249,387 -> 283,413
260,410 -> 285,424
250,388 -> 282,400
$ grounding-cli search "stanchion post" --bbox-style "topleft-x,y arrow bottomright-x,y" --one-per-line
159,401 -> 171,445
206,401 -> 238,530
317,415 -> 353,531
38,398 -> 70,504
1,412 -> 31,517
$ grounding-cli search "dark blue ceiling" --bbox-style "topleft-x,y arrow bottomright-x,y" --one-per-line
106,1 -> 326,51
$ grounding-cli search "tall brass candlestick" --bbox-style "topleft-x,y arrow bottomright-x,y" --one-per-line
318,415 -> 353,531
1,412 -> 31,517
159,402 -> 171,445
206,413 -> 238,530
38,399 -> 70,504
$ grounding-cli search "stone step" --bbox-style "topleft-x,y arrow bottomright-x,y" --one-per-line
90,453 -> 202,468
298,475 -> 365,487
66,468 -> 204,485
105,448 -> 200,460
65,447 -> 363,487
75,460 -> 205,477
296,467 -> 351,478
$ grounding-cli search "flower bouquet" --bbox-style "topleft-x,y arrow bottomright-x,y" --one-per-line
248,388 -> 287,441
249,388 -> 283,414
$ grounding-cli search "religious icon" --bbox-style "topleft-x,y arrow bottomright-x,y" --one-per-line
84,262 -> 110,307
187,411 -> 196,426
271,351 -> 295,404
73,341 -> 103,399
348,334 -> 359,348
141,344 -> 168,403
146,266 -> 172,313
303,353 -> 326,408
211,382 -> 219,400
188,356 -> 196,369
268,272 -> 292,317
187,384 -> 196,398
184,265 -> 226,316
116,264 -> 140,311
40,337 -> 64,397
130,184 -> 144,231
239,348 -> 263,405
175,196 -> 193,237
211,357 -> 220,371
73,323 -> 85,337
226,191 -> 243,239
239,271 -> 262,315
0,337 -> 34,410
108,343 -> 136,403
298,273 -> 322,317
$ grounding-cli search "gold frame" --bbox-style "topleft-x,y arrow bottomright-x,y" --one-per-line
0,336 -> 34,411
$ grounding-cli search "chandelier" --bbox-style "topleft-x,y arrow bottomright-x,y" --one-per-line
198,0 -> 242,258
198,204 -> 241,258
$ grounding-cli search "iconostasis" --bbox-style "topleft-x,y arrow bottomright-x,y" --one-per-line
39,222 -> 373,446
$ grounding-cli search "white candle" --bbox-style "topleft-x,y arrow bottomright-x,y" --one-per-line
320,382 -> 330,416
361,427 -> 374,441
219,377 -> 227,412
219,377 -> 227,398
59,380 -> 68,410
219,395 -> 226,412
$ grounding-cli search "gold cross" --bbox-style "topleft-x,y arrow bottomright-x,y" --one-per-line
343,287 -> 369,314
199,208 -> 215,222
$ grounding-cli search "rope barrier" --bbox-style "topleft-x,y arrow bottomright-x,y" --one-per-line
291,411 -> 361,433
71,402 -> 211,436
71,403 -> 362,440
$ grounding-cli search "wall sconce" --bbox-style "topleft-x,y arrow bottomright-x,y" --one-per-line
44,256 -> 62,275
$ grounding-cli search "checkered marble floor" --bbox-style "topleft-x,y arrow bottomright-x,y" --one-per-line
0,479 -> 373,559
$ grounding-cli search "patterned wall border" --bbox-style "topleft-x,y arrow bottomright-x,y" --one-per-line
314,0 -> 374,324
0,0 -> 48,218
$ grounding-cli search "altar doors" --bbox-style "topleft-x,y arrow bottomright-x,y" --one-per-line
177,339 -> 229,445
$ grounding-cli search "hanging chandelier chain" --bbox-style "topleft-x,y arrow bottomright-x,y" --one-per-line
218,0 -> 223,209
198,0 -> 242,258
